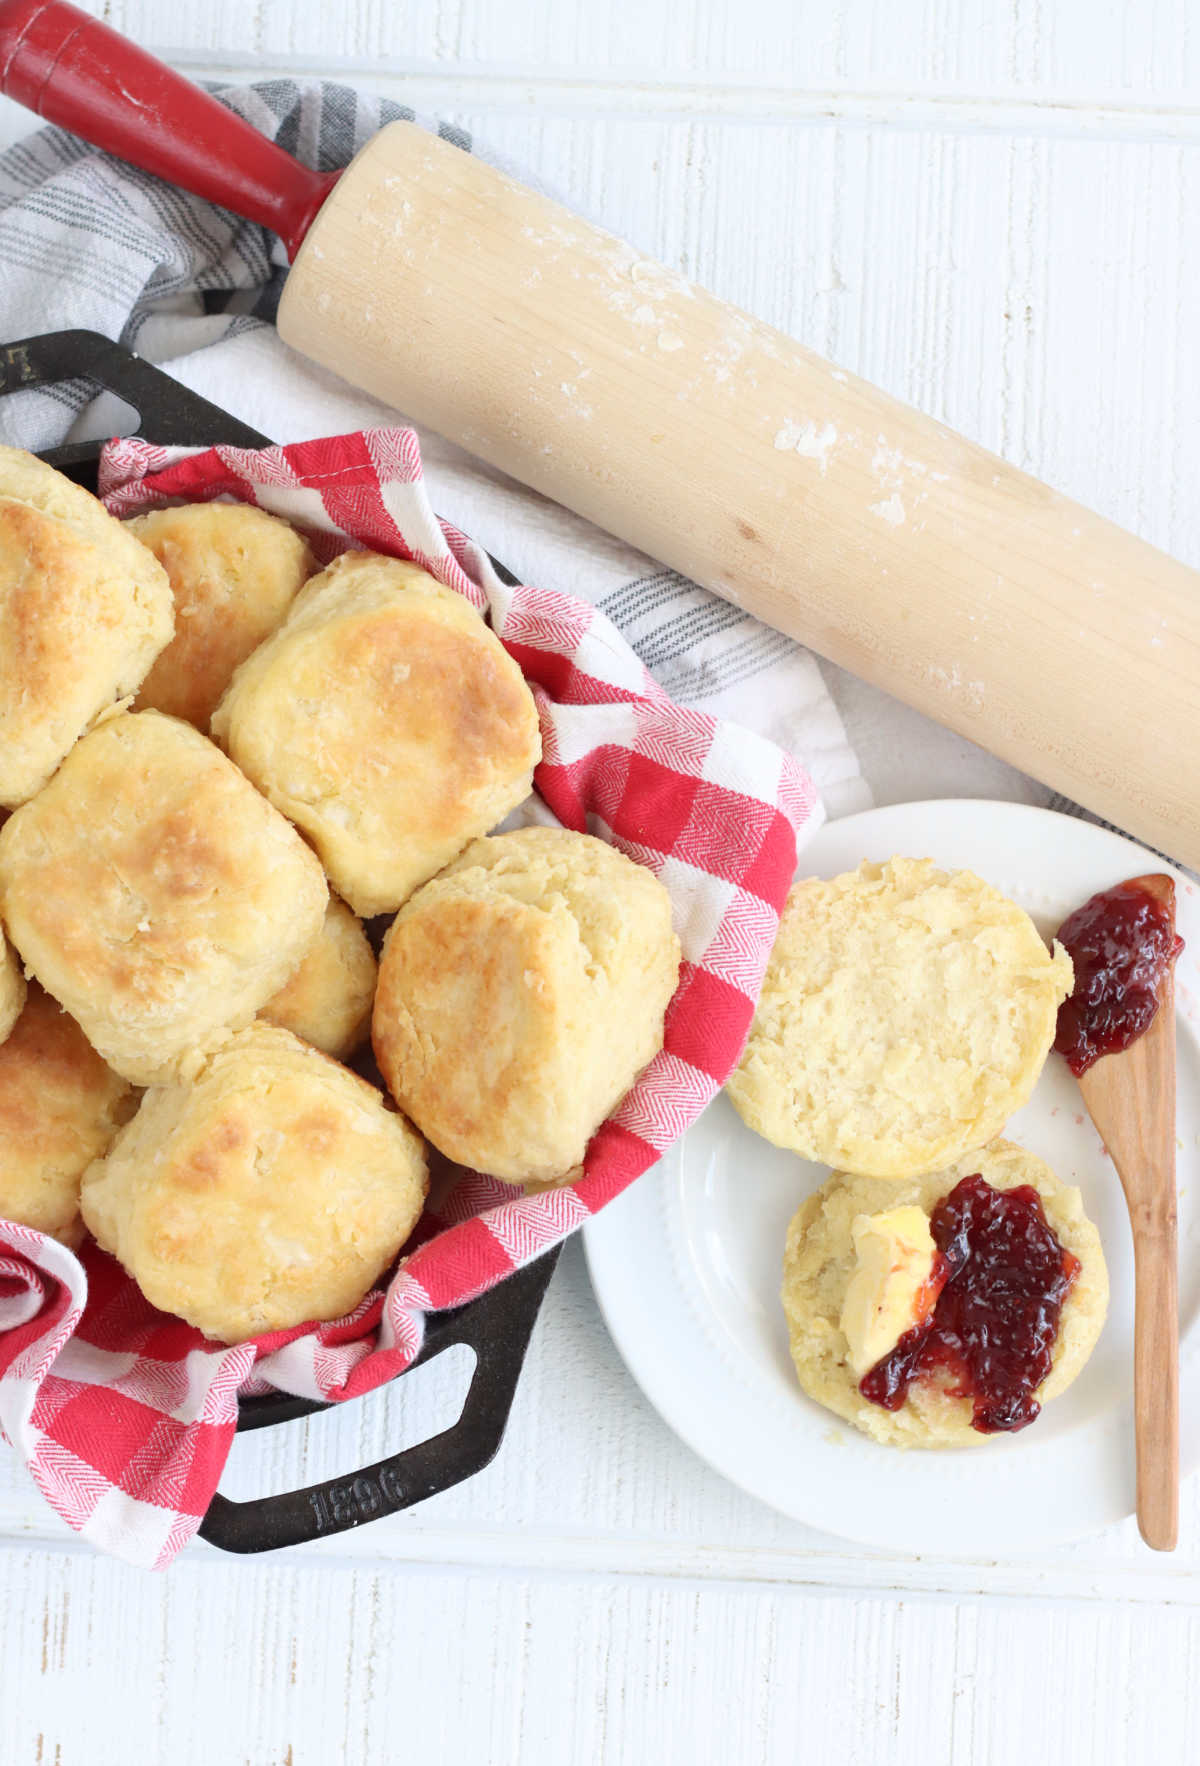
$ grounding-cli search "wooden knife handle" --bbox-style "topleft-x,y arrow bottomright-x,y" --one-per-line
279,123 -> 1200,868
1133,1217 -> 1179,1550
0,0 -> 336,257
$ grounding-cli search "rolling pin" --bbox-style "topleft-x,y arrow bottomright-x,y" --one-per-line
2,2 -> 1198,865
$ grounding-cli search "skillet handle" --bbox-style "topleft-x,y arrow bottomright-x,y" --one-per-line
0,328 -> 271,465
198,1247 -> 561,1555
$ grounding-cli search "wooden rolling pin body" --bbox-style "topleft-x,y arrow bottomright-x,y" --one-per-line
280,123 -> 1200,864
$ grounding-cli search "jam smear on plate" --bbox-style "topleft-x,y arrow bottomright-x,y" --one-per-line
1054,879 -> 1184,1076
859,1175 -> 1080,1434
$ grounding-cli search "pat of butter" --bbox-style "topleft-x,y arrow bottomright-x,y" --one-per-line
840,1206 -> 941,1379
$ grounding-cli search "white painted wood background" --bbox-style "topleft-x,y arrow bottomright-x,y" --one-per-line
2,2 -> 1199,1761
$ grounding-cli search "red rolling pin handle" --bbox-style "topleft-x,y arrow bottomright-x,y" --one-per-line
0,0 -> 336,258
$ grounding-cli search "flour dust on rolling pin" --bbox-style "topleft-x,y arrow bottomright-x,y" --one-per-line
278,122 -> 1200,871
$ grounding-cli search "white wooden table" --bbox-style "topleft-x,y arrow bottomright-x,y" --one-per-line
2,3 -> 1199,1760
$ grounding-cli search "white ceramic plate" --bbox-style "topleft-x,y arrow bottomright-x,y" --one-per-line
583,800 -> 1200,1553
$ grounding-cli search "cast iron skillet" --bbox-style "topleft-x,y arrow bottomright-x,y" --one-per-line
3,327 -> 561,1554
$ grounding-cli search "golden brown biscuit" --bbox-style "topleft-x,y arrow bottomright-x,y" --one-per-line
128,501 -> 316,729
80,1024 -> 429,1343
728,858 -> 1073,1178
211,551 -> 541,916
373,826 -> 681,1183
0,985 -> 133,1248
259,895 -> 377,1060
781,1140 -> 1109,1448
0,710 -> 328,1085
0,446 -> 173,807
0,922 -> 24,1045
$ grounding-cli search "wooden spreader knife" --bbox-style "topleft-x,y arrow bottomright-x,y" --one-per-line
1,2 -> 1198,868
1058,873 -> 1183,1551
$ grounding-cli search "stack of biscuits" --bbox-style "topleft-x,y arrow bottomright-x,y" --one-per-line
0,450 -> 681,1344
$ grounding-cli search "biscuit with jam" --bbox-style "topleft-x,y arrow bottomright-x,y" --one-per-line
781,1140 -> 1108,1448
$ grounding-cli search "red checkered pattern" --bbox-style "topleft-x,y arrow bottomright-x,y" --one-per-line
0,429 -> 822,1568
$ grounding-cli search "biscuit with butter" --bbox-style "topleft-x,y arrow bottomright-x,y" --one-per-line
728,858 -> 1073,1177
260,895 -> 377,1060
0,710 -> 328,1085
80,1024 -> 428,1343
0,985 -> 133,1248
0,923 -> 24,1046
211,551 -> 541,916
373,826 -> 681,1183
781,1140 -> 1108,1448
128,501 -> 316,729
0,445 -> 173,807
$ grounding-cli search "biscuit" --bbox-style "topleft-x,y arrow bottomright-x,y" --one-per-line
781,1140 -> 1109,1448
0,922 -> 24,1045
128,501 -> 316,729
211,551 -> 541,916
80,1024 -> 429,1343
0,985 -> 133,1248
728,857 -> 1073,1177
0,710 -> 328,1085
259,895 -> 377,1060
0,445 -> 173,807
373,826 -> 681,1183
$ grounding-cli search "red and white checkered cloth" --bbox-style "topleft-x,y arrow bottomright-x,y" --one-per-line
0,429 -> 821,1568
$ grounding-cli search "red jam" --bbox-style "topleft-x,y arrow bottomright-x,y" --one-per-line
1054,880 -> 1184,1075
859,1175 -> 1080,1434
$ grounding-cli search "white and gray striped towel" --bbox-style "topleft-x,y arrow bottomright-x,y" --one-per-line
0,79 -> 1059,822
